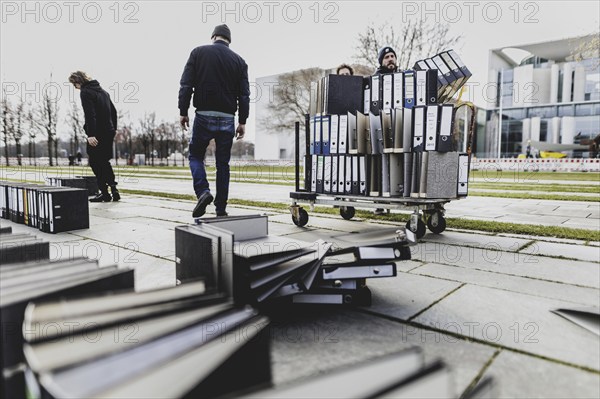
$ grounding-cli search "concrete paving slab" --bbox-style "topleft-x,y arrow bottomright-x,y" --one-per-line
413,263 -> 600,306
421,231 -> 533,252
413,285 -> 600,370
520,241 -> 600,263
364,272 -> 462,321
496,233 -> 588,246
482,350 -> 600,398
409,242 -> 600,289
69,219 -> 175,258
561,220 -> 600,230
268,309 -> 495,397
550,206 -> 597,219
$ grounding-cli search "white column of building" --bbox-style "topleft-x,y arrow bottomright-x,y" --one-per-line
530,117 -> 541,142
573,65 -> 586,102
562,63 -> 573,103
561,116 -> 576,144
550,64 -> 560,104
522,118 -> 531,143
551,117 -> 561,144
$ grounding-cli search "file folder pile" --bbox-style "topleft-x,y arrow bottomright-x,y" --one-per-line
306,49 -> 471,200
0,231 -> 50,265
290,240 -> 411,306
45,177 -> 88,191
20,283 -> 272,399
237,347 -> 493,398
0,255 -> 134,399
414,49 -> 473,103
47,176 -> 100,196
176,215 -> 333,305
0,181 -> 89,233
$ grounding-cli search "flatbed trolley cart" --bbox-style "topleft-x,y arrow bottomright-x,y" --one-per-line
289,103 -> 476,240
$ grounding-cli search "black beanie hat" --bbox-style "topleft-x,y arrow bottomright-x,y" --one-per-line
212,24 -> 231,43
378,46 -> 397,66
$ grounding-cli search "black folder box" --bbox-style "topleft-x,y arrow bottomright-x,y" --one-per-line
75,175 -> 100,195
0,234 -> 50,265
325,74 -> 363,115
49,177 -> 88,191
37,187 -> 89,233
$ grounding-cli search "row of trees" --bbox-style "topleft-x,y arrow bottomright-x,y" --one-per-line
0,93 -> 195,167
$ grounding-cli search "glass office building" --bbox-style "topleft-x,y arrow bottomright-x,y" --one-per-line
482,35 -> 600,158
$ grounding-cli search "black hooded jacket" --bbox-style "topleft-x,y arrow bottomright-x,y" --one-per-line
374,65 -> 398,75
80,80 -> 117,159
178,40 -> 250,124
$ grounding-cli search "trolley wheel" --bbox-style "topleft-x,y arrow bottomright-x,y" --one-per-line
406,219 -> 426,239
292,207 -> 309,227
340,206 -> 356,220
427,212 -> 446,234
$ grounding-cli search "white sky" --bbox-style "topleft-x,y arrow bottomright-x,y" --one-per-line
1,0 -> 599,143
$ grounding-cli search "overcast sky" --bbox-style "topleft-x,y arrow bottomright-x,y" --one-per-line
1,0 -> 599,142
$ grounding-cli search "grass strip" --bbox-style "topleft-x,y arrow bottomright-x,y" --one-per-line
468,191 -> 599,202
471,183 -> 600,194
470,170 -> 600,182
120,189 -> 599,241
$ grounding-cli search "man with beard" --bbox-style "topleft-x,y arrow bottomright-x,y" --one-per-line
373,47 -> 397,215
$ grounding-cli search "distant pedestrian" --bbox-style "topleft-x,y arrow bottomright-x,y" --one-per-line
76,151 -> 82,165
336,64 -> 354,76
178,24 -> 249,217
69,71 -> 120,202
526,140 -> 532,158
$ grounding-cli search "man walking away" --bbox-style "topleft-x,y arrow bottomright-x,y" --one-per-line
179,24 -> 250,218
69,71 -> 120,202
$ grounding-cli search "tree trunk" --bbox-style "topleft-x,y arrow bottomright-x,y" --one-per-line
3,138 -> 8,166
48,137 -> 53,166
54,139 -> 58,165
16,141 -> 22,166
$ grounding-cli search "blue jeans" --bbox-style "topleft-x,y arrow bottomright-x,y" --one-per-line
188,114 -> 235,213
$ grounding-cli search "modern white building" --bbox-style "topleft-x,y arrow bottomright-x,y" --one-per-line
482,34 -> 599,158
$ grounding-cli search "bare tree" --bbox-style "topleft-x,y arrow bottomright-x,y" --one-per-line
139,112 -> 156,166
13,98 -> 25,166
66,102 -> 85,157
261,67 -> 325,133
1,97 -> 13,166
32,83 -> 60,166
26,106 -> 38,165
354,20 -> 462,71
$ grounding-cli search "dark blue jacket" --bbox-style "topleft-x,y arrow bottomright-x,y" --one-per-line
178,40 -> 250,124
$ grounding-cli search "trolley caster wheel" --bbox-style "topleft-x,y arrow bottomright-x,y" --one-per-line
340,206 -> 356,220
292,208 -> 309,227
427,212 -> 446,234
406,219 -> 426,240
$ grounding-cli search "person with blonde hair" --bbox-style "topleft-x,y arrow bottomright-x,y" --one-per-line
69,71 -> 120,202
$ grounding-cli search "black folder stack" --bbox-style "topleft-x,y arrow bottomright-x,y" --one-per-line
177,215 -> 335,305
289,240 -> 411,306
236,347 -> 494,398
0,231 -> 50,265
0,181 -> 89,233
305,50 -> 472,200
45,177 -> 88,191
21,283 -> 271,399
75,175 -> 100,196
0,256 -> 134,399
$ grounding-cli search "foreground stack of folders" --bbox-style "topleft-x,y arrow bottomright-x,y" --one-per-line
1,224 -> 271,399
0,179 -> 90,233
176,214 -> 413,307
1,216 -> 495,398
308,49 -> 471,199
